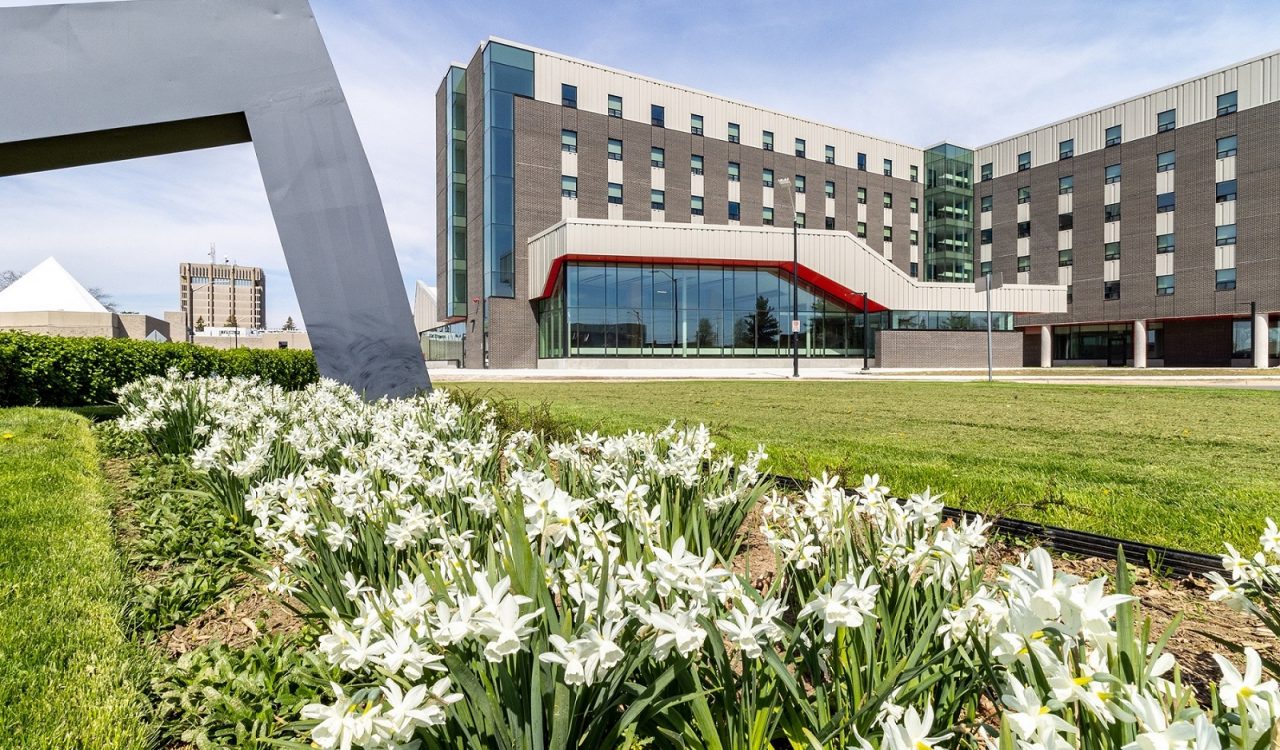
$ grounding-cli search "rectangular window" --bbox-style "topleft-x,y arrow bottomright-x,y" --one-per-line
1216,268 -> 1237,290
909,229 -> 919,246
1017,256 -> 1030,272
980,195 -> 992,213
1156,192 -> 1175,213
561,129 -> 577,153
1017,186 -> 1031,204
856,221 -> 867,238
1216,179 -> 1237,202
1104,163 -> 1121,183
1059,139 -> 1074,159
980,261 -> 993,276
762,130 -> 774,151
825,180 -> 835,199
560,175 -> 577,198
795,175 -> 806,193
728,201 -> 741,220
910,165 -> 919,183
607,182 -> 623,204
1066,284 -> 1073,304
1017,220 -> 1031,238
1105,124 -> 1122,146
691,114 -> 704,136
1217,135 -> 1238,158
1157,108 -> 1176,132
1104,241 -> 1121,260
728,122 -> 740,143
909,197 -> 919,214
825,144 -> 835,164
728,161 -> 740,182
1104,280 -> 1121,300
1156,274 -> 1175,296
1059,175 -> 1073,194
857,152 -> 867,171
981,162 -> 992,181
691,195 -> 704,216
608,94 -> 622,118
1216,224 -> 1237,246
1059,212 -> 1073,231
607,138 -> 623,160
825,216 -> 836,230
1217,90 -> 1238,116
1156,150 -> 1175,172
980,228 -> 993,244
1156,233 -> 1175,254
1059,248 -> 1073,266
650,146 -> 665,168
561,83 -> 577,108
857,187 -> 867,204
910,261 -> 919,277
883,158 -> 893,176
796,212 -> 806,228
762,206 -> 774,225
762,168 -> 774,188
1104,202 -> 1121,222
691,154 -> 703,175
1018,151 -> 1031,171
795,138 -> 806,157
651,189 -> 665,210
651,104 -> 664,127
883,192 -> 893,208
883,225 -> 893,241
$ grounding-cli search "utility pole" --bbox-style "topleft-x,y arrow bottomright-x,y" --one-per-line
986,272 -> 994,383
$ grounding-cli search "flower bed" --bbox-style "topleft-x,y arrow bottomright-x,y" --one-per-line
115,374 -> 1280,749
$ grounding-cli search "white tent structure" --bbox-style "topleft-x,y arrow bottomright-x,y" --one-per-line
0,257 -> 108,313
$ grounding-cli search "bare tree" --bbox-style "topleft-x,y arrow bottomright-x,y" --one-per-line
0,270 -> 19,292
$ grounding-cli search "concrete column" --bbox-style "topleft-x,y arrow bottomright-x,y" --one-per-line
1255,312 -> 1270,369
1039,325 -> 1052,368
1133,319 -> 1147,368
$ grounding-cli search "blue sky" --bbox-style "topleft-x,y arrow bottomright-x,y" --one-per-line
2,0 -> 1278,326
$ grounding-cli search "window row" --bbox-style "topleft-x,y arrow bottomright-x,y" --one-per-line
983,223 -> 1236,249
978,178 -> 1237,217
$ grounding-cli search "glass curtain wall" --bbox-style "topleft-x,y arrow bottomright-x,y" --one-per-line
445,66 -> 468,318
483,43 -> 533,298
923,143 -> 975,283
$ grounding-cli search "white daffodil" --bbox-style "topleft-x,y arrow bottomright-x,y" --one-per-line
1213,647 -> 1278,713
879,705 -> 951,750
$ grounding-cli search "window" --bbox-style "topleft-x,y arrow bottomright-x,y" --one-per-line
1156,275 -> 1175,296
608,94 -> 622,118
883,192 -> 893,208
650,146 -> 665,168
1059,139 -> 1074,159
560,175 -> 577,198
728,201 -> 741,220
910,262 -> 919,277
1104,163 -> 1121,183
1104,202 -> 1121,222
1017,220 -> 1031,238
691,195 -> 704,216
857,187 -> 867,205
1216,179 -> 1237,203
762,168 -> 774,188
1156,192 -> 1175,213
980,195 -> 992,213
1216,268 -> 1237,291
762,206 -> 774,226
795,175 -> 806,193
883,158 -> 893,176
981,162 -> 992,181
651,189 -> 665,210
980,261 -> 993,276
1066,284 -> 1073,304
1216,224 -> 1236,246
691,114 -> 704,136
1104,281 -> 1121,300
762,130 -> 774,151
1217,135 -> 1238,158
1059,212 -> 1073,231
1017,151 -> 1031,171
825,144 -> 835,164
1059,175 -> 1073,194
728,122 -> 740,143
825,180 -> 835,199
796,212 -> 806,228
980,228 -> 993,244
691,154 -> 703,175
795,138 -> 806,157
1017,186 -> 1031,204
1017,256 -> 1030,273
857,152 -> 867,171
1217,90 -> 1238,116
909,197 -> 919,214
1105,124 -> 1122,146
607,138 -> 623,160
910,165 -> 919,183
1156,150 -> 1175,172
728,161 -> 740,182
651,104 -> 664,127
561,129 -> 578,153
825,216 -> 836,230
607,182 -> 623,204
883,225 -> 893,241
561,83 -> 577,108
1157,108 -> 1176,132
856,222 -> 867,238
1104,241 -> 1121,260
1157,233 -> 1175,254
910,229 -> 919,246
1059,248 -> 1073,267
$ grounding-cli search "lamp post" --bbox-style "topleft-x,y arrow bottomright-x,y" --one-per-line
652,268 -> 681,355
776,177 -> 800,377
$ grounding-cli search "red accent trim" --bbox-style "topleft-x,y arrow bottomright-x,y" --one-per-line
535,253 -> 889,313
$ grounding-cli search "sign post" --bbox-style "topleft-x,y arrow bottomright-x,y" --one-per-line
975,272 -> 1004,382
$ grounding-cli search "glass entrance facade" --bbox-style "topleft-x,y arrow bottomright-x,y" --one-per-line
923,143 -> 975,283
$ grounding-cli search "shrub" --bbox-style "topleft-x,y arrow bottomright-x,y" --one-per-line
0,331 -> 318,406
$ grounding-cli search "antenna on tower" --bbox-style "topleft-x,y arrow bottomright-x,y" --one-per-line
209,242 -> 217,265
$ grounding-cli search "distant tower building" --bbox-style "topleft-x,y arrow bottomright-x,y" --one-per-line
179,262 -> 265,335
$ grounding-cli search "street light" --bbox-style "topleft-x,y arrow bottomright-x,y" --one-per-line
775,177 -> 800,378
651,268 -> 681,355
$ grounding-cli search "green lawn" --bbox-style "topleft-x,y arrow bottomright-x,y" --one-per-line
0,409 -> 150,749
450,380 -> 1280,555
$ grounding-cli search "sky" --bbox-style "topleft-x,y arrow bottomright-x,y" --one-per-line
1,0 -> 1278,327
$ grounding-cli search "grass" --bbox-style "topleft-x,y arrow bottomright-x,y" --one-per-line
448,380 -> 1280,555
0,408 -> 150,750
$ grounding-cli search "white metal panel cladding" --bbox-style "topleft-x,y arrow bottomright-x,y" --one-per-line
529,219 -> 1066,314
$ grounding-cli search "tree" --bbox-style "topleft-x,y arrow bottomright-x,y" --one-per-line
282,316 -> 297,331
695,317 -> 716,347
738,295 -> 779,348
224,315 -> 238,328
194,316 -> 206,331
0,270 -> 19,292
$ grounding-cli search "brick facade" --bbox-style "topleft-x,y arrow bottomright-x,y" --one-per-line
876,330 -> 1025,369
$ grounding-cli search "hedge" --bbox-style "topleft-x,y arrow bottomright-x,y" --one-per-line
0,331 -> 319,406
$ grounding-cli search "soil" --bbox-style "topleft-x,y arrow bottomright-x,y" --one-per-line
158,583 -> 304,657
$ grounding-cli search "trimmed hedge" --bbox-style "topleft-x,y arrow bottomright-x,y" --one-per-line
0,331 -> 319,406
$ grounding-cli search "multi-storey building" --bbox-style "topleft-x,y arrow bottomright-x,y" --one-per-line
178,262 -> 265,336
436,39 -> 1278,369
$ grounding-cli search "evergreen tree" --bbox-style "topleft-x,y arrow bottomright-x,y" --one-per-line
739,295 -> 779,347
194,316 -> 205,331
695,317 -> 716,347
282,316 -> 297,331
224,315 -> 238,328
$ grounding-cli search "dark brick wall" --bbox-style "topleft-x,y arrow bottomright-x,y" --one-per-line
1162,317 -> 1232,366
876,330 -> 1025,368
